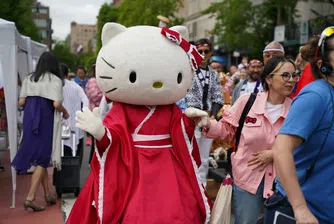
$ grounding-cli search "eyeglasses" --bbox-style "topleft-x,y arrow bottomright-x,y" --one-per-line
271,72 -> 300,82
198,49 -> 210,55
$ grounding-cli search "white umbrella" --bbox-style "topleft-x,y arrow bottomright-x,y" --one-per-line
209,174 -> 233,224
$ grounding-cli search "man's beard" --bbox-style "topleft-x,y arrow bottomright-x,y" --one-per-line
249,72 -> 260,82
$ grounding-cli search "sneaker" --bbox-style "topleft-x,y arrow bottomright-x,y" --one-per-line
86,137 -> 92,146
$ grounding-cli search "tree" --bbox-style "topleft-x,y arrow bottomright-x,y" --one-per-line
0,0 -> 40,41
52,41 -> 77,72
95,0 -> 184,54
52,41 -> 96,75
117,0 -> 183,27
202,0 -> 304,57
96,3 -> 120,53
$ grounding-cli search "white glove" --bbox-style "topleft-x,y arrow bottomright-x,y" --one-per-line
75,107 -> 105,141
185,107 -> 210,128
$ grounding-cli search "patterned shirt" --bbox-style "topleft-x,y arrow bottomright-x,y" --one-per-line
186,66 -> 224,112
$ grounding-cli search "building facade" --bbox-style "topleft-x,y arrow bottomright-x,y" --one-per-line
31,1 -> 52,49
69,22 -> 97,54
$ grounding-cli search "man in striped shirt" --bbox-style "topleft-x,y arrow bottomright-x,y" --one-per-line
60,64 -> 89,165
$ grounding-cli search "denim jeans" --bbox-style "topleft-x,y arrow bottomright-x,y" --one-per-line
263,190 -> 294,224
233,179 -> 264,224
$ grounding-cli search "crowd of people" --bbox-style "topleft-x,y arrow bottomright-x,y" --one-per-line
2,24 -> 334,224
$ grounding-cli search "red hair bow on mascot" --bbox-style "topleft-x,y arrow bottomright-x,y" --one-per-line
67,23 -> 212,224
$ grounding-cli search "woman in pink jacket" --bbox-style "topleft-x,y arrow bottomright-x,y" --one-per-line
201,56 -> 299,224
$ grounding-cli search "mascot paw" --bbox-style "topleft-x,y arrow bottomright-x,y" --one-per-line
185,107 -> 208,118
185,108 -> 210,128
75,107 -> 105,141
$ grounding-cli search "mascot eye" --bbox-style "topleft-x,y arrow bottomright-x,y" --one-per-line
129,71 -> 137,83
177,73 -> 182,84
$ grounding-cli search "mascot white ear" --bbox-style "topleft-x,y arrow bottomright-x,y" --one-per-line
170,26 -> 189,41
102,23 -> 127,46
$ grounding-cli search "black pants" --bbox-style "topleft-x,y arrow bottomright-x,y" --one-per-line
64,138 -> 84,165
263,190 -> 295,223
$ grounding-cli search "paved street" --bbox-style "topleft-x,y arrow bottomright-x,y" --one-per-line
0,136 -> 92,224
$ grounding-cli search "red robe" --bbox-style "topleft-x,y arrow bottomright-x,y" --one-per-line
67,103 -> 212,224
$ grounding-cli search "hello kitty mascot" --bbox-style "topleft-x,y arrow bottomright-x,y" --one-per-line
67,23 -> 212,224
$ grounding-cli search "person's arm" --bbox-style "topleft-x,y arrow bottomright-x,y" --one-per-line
202,94 -> 249,141
53,101 -> 69,119
273,134 -> 318,223
271,89 -> 326,224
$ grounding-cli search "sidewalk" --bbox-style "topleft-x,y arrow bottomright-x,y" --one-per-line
0,151 -> 64,224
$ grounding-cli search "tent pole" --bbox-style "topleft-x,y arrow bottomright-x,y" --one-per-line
10,167 -> 16,208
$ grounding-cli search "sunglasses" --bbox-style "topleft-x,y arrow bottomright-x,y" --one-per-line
271,72 -> 300,82
198,49 -> 210,55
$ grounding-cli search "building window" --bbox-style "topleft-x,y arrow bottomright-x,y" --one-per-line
40,30 -> 47,39
39,8 -> 48,14
34,19 -> 48,28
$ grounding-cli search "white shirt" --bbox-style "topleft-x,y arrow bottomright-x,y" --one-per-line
266,101 -> 283,124
63,79 -> 89,150
240,81 -> 263,95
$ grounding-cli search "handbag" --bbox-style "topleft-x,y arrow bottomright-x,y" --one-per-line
61,120 -> 71,139
226,92 -> 257,173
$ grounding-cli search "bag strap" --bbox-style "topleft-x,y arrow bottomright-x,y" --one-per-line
234,92 -> 257,151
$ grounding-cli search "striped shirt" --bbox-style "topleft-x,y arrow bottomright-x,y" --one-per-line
63,79 -> 89,150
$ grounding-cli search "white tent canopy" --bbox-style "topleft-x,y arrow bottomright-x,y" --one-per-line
0,18 -> 48,208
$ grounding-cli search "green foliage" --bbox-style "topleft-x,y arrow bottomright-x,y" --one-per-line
52,41 -> 96,75
0,0 -> 40,41
117,0 -> 183,27
202,0 -> 303,57
96,3 -> 120,53
95,0 -> 184,54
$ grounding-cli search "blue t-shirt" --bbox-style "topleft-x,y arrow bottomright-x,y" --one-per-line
276,80 -> 334,223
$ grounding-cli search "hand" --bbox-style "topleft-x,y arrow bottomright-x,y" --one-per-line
75,107 -> 105,141
63,112 -> 70,119
294,205 -> 319,224
185,107 -> 209,128
247,150 -> 273,171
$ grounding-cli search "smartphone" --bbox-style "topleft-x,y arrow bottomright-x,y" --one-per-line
273,211 -> 296,224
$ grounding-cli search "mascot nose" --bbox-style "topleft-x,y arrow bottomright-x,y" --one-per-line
152,81 -> 163,89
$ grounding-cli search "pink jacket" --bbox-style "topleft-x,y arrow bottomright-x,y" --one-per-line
85,77 -> 103,111
203,92 -> 292,198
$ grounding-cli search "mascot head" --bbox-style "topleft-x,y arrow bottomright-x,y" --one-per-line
96,23 -> 202,106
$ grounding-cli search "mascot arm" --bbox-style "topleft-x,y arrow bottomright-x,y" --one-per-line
95,128 -> 113,155
182,115 -> 196,139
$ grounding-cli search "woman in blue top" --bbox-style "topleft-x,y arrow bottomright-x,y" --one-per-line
264,27 -> 334,224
